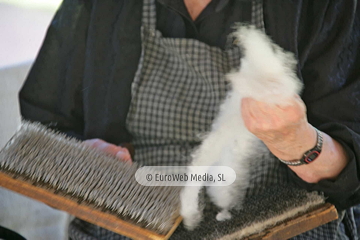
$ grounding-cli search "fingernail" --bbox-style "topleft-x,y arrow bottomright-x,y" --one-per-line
116,150 -> 132,161
98,142 -> 110,150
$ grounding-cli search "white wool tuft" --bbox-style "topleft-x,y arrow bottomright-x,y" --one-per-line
227,25 -> 302,104
181,25 -> 303,230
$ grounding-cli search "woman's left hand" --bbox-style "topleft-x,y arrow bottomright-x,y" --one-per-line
241,94 -> 349,183
83,139 -> 132,162
241,94 -> 316,161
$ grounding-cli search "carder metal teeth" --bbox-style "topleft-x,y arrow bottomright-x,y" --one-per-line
0,121 -> 181,234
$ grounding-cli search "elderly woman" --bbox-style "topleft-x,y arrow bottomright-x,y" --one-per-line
20,0 -> 360,239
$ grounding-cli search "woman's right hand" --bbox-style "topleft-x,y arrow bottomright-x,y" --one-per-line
83,139 -> 132,162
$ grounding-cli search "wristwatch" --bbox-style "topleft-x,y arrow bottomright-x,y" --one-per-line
277,128 -> 323,166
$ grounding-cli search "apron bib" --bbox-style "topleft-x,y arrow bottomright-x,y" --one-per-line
126,0 -> 264,166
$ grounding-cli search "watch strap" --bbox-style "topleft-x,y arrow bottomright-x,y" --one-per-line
277,128 -> 323,166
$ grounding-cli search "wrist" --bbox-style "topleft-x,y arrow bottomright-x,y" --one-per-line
288,133 -> 349,183
277,128 -> 323,166
267,123 -> 317,161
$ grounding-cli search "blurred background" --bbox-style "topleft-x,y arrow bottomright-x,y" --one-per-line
0,1 -> 73,240
0,0 -> 62,68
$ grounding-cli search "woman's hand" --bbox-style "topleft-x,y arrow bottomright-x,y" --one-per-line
241,95 -> 349,183
83,139 -> 132,162
241,95 -> 316,161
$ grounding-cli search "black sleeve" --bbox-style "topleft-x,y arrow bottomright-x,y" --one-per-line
289,0 -> 360,211
19,0 -> 92,139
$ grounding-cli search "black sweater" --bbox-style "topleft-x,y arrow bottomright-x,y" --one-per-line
19,0 -> 360,211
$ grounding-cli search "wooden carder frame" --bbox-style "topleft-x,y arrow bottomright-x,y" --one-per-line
0,171 -> 338,240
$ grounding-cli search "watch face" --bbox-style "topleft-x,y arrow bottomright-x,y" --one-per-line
304,151 -> 320,163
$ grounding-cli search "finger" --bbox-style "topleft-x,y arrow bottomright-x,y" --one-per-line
116,148 -> 132,161
294,94 -> 307,113
241,98 -> 256,128
83,138 -> 106,148
253,100 -> 273,117
275,96 -> 307,124
247,99 -> 274,129
275,95 -> 303,111
97,142 -> 120,155
102,144 -> 133,161
241,98 -> 257,118
83,139 -> 132,161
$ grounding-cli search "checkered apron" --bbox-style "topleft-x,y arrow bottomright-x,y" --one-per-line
69,0 -> 358,239
125,0 -> 263,166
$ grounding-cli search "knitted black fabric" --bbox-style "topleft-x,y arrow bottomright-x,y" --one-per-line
19,0 -> 360,211
0,226 -> 26,240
